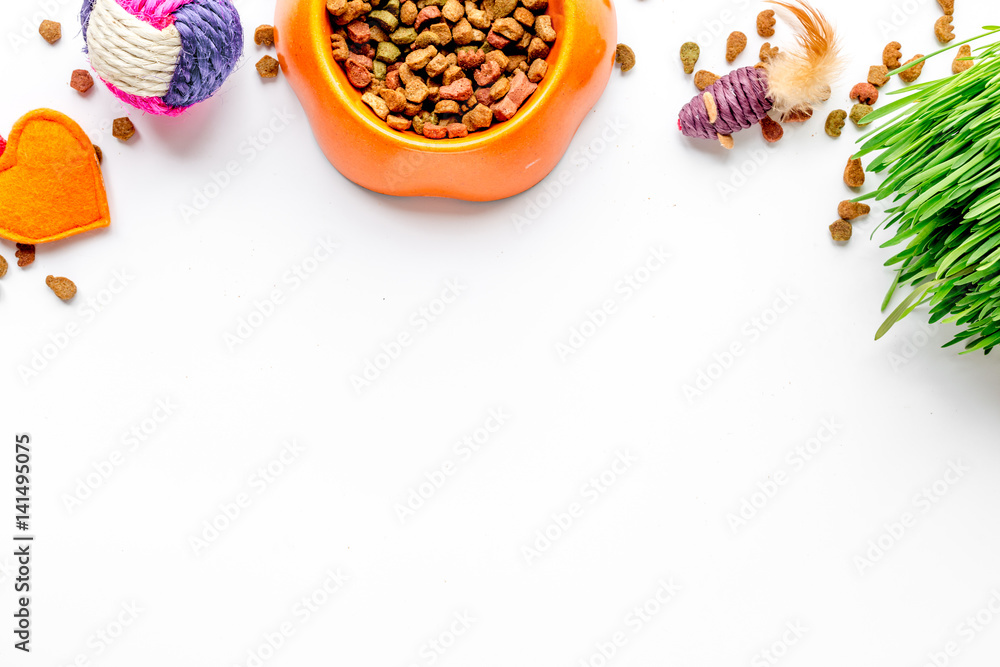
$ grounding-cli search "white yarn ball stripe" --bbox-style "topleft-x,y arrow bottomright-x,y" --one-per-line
86,0 -> 183,98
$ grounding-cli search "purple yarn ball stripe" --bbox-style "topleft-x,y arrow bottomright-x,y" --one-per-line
679,67 -> 772,140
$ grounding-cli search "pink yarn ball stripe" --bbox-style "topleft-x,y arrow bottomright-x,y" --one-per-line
115,0 -> 194,29
102,77 -> 186,115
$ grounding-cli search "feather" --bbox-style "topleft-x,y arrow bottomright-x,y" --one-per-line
763,1 -> 843,118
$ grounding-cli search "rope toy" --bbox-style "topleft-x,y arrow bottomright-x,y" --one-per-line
678,1 -> 841,149
80,0 -> 244,117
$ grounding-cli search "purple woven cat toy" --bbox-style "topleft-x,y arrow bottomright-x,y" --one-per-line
678,1 -> 841,149
81,0 -> 244,117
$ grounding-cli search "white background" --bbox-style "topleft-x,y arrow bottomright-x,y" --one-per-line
3,0 -> 1000,665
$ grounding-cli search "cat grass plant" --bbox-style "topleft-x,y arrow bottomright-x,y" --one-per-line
855,27 -> 1000,353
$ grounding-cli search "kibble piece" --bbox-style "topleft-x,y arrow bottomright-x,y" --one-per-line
838,200 -> 871,220
46,276 -> 77,301
527,58 -> 547,83
953,44 -> 974,74
850,82 -> 878,106
845,157 -> 865,188
39,20 -> 61,44
362,92 -> 391,119
935,16 -> 955,44
757,9 -> 776,37
938,0 -> 954,15
829,220 -> 852,242
694,70 -> 719,91
400,0 -> 418,24
680,42 -> 700,75
615,43 -> 635,72
112,117 -> 136,142
70,69 -> 94,94
784,108 -> 813,123
759,115 -> 783,143
443,0 -> 465,22
462,103 -> 493,130
94,145 -> 103,164
898,55 -> 925,83
386,114 -> 412,131
726,31 -> 747,63
256,55 -> 280,78
0,255 -> 6,278
868,65 -> 889,87
759,43 -> 778,62
254,24 -> 275,46
850,104 -> 873,125
331,33 -> 350,60
490,77 -> 511,100
883,42 -> 902,69
825,110 -> 847,137
16,244 -> 35,268
534,15 -> 556,42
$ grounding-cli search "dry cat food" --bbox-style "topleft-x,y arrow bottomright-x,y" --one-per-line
844,157 -> 865,187
616,43 -> 636,72
850,82 -> 878,105
953,44 -> 973,74
39,20 -> 61,44
328,0 -> 558,138
15,244 -> 35,268
255,24 -> 276,46
759,43 -> 778,62
829,219 -> 852,242
899,55 -> 925,83
726,31 -> 746,62
0,254 -> 7,279
257,55 -> 280,78
94,145 -> 103,164
868,65 -> 889,87
112,117 -> 135,142
825,109 -> 846,137
757,9 -> 776,37
935,16 -> 955,43
938,0 -> 953,15
883,42 -> 902,69
71,69 -> 94,94
838,200 -> 870,220
694,70 -> 719,91
46,275 -> 77,301
849,103 -> 872,125
679,42 -> 699,74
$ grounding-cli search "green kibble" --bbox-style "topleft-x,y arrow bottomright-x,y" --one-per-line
680,41 -> 700,75
373,60 -> 387,79
383,0 -> 400,14
825,109 -> 847,137
850,103 -> 873,125
368,10 -> 399,31
390,27 -> 418,44
377,41 -> 401,62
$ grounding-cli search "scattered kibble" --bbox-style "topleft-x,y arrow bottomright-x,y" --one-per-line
757,9 -> 776,37
784,108 -> 813,123
94,145 -> 103,164
760,42 -> 779,62
953,44 -> 974,74
850,103 -> 873,125
829,219 -> 853,242
838,200 -> 871,220
898,55 -> 925,83
112,117 -> 135,142
70,69 -> 94,94
256,55 -> 280,78
868,65 -> 889,87
15,244 -> 35,268
694,70 -> 719,91
616,43 -> 636,72
935,16 -> 955,43
46,275 -> 77,301
680,42 -> 699,75
254,24 -> 275,46
759,115 -> 783,143
39,20 -> 61,44
0,255 -> 6,278
726,31 -> 747,63
938,0 -> 954,15
844,156 -> 865,188
883,42 -> 902,69
825,109 -> 847,137
850,82 -> 879,106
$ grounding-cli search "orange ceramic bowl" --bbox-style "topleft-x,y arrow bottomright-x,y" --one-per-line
274,0 -> 617,201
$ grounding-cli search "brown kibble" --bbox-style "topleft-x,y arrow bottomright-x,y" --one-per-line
46,276 -> 77,301
0,255 -> 6,278
759,115 -> 783,143
615,43 -> 635,72
850,104 -> 873,125
759,42 -> 779,62
331,33 -> 350,61
783,108 -> 813,123
838,200 -> 871,220
254,24 -> 275,46
829,219 -> 853,242
938,0 -> 954,15
868,65 -> 889,87
898,55 -> 925,83
94,145 -> 103,164
726,31 -> 747,63
825,109 -> 847,137
680,42 -> 700,75
16,244 -> 35,268
850,82 -> 879,106
112,117 -> 135,142
70,69 -> 94,94
844,157 -> 865,188
757,9 -> 776,37
883,41 -> 902,69
256,55 -> 280,78
694,70 -> 719,91
953,44 -> 974,74
935,15 -> 955,44
527,58 -> 547,83
39,20 -> 61,44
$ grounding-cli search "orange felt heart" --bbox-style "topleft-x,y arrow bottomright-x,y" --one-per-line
0,109 -> 110,244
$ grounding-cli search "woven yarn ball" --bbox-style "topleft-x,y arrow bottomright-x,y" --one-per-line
81,0 -> 243,116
